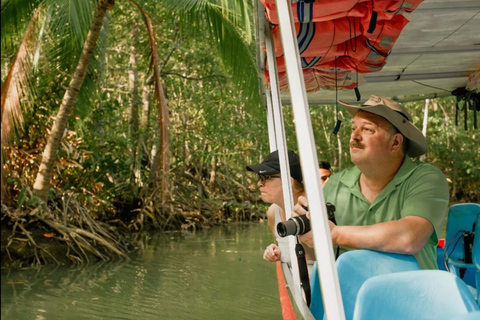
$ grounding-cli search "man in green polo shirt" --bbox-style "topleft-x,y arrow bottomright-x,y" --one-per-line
295,95 -> 449,269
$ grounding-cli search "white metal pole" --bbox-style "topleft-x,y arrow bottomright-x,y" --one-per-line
265,90 -> 278,152
264,19 -> 303,298
274,0 -> 345,319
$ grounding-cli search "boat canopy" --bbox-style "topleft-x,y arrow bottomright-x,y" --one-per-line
257,0 -> 480,105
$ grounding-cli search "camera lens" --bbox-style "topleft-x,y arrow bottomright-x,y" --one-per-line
276,203 -> 336,238
277,215 -> 311,237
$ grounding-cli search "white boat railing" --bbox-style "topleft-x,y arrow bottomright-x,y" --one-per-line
264,16 -> 310,314
259,0 -> 346,319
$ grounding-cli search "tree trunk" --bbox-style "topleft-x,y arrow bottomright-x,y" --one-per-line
419,99 -> 429,162
134,79 -> 150,186
129,0 -> 171,204
336,133 -> 343,171
129,26 -> 140,184
160,85 -> 171,205
33,0 -> 112,200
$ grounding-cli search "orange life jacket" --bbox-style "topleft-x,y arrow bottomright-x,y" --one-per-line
271,17 -> 363,57
271,14 -> 408,58
271,35 -> 391,74
261,0 -> 367,24
260,0 -> 423,92
265,68 -> 358,93
260,0 -> 423,24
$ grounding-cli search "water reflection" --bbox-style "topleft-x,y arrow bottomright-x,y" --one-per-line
1,222 -> 282,320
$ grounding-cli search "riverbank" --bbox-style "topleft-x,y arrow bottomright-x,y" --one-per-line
1,194 -> 266,269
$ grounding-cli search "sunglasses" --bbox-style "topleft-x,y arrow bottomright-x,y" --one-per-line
258,174 -> 281,185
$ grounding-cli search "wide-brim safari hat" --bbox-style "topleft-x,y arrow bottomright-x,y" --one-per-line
338,95 -> 428,157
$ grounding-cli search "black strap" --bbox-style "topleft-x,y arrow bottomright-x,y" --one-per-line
333,120 -> 342,135
333,59 -> 343,136
455,99 -> 459,127
295,241 -> 311,306
367,11 -> 378,34
354,86 -> 361,101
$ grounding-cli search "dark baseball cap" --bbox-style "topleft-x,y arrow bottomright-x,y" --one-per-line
246,150 -> 303,183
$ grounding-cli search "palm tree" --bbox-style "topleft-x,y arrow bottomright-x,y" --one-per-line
32,0 -> 113,200
2,0 -> 258,202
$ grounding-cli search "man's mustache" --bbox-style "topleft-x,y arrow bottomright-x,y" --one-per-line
350,141 -> 364,149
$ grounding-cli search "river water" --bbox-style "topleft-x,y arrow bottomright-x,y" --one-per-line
1,222 -> 282,320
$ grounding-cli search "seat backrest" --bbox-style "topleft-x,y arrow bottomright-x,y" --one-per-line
336,250 -> 421,320
310,250 -> 422,320
444,203 -> 480,284
473,213 -> 480,270
449,311 -> 480,320
353,270 -> 480,320
309,262 -> 324,320
472,214 -> 480,302
445,203 -> 480,264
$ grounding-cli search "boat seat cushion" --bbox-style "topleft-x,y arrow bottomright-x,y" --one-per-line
473,213 -> 480,303
310,249 -> 421,320
353,270 -> 480,320
444,203 -> 480,287
337,250 -> 421,320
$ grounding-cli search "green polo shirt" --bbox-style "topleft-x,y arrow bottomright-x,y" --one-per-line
324,156 -> 449,269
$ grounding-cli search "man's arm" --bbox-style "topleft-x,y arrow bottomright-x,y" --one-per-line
330,215 -> 433,254
266,204 -> 278,243
294,196 -> 433,254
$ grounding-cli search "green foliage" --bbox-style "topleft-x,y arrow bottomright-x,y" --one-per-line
1,0 -> 42,49
419,97 -> 480,201
2,0 -> 478,233
155,0 -> 260,108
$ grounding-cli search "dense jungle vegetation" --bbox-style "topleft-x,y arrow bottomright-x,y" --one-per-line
1,0 -> 479,268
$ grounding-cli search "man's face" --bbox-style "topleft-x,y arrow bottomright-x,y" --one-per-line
257,174 -> 283,204
349,111 -> 398,166
319,168 -> 331,186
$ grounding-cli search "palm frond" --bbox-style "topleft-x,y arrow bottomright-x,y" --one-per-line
156,0 -> 260,106
1,0 -> 43,49
45,0 -> 94,51
1,5 -> 42,146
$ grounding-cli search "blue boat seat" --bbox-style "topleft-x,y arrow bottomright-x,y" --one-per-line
449,311 -> 480,320
309,262 -> 324,319
310,250 -> 421,320
472,213 -> 480,303
444,203 -> 480,288
353,270 -> 480,320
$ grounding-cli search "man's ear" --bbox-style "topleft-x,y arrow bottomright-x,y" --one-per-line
391,133 -> 403,152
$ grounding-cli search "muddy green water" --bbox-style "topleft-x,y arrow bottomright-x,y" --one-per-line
1,222 -> 282,319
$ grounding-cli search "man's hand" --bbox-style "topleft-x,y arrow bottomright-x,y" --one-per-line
263,244 -> 282,262
294,196 -> 338,248
293,196 -> 314,247
293,196 -> 309,218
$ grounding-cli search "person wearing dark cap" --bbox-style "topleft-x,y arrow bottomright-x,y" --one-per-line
246,150 -> 314,264
294,95 -> 449,269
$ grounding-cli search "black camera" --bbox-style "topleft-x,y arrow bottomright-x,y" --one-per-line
277,202 -> 336,237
